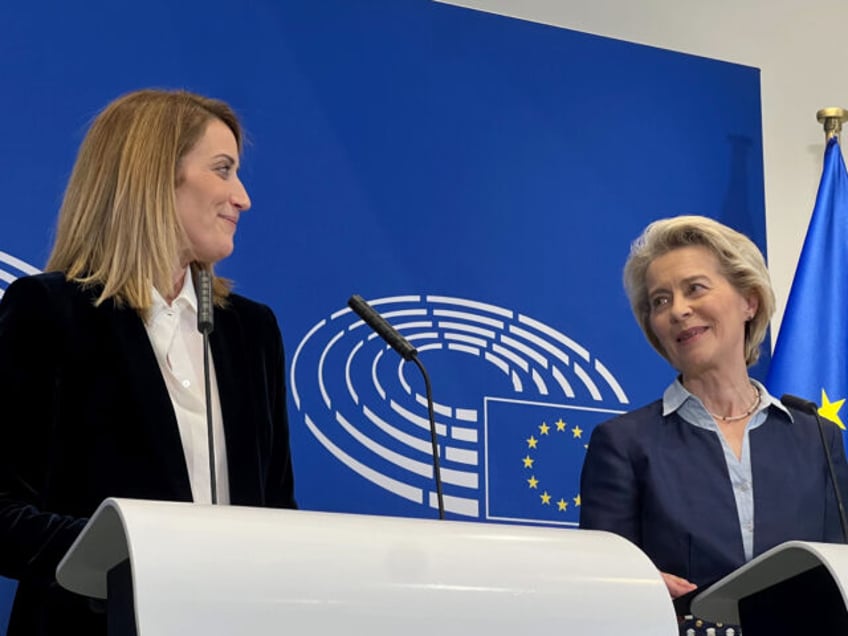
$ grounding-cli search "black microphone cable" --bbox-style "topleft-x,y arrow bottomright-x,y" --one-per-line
348,294 -> 444,519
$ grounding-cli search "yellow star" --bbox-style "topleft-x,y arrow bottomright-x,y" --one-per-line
572,425 -> 583,439
555,418 -> 567,431
820,389 -> 846,430
540,491 -> 551,504
527,475 -> 539,489
539,422 -> 550,435
574,494 -> 581,507
522,455 -> 534,468
557,498 -> 567,511
526,435 -> 538,449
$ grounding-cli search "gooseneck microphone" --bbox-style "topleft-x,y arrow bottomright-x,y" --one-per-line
347,294 -> 418,361
196,267 -> 218,505
348,294 -> 444,519
781,393 -> 848,542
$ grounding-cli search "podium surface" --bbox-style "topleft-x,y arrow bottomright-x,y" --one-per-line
692,540 -> 848,630
57,498 -> 678,635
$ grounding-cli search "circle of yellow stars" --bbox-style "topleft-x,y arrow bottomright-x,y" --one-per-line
522,417 -> 584,512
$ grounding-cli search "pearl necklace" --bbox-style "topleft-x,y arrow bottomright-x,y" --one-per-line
705,384 -> 761,422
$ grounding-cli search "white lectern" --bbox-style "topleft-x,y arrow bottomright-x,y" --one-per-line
56,498 -> 678,635
691,540 -> 848,634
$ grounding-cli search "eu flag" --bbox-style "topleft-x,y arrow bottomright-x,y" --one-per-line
767,138 -> 848,433
484,398 -> 620,526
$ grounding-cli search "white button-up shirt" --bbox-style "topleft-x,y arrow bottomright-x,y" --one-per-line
144,270 -> 230,504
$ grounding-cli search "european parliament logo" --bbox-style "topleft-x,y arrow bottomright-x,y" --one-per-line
292,295 -> 629,526
0,251 -> 40,298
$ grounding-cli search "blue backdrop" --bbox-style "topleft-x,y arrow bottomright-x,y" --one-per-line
0,1 -> 765,632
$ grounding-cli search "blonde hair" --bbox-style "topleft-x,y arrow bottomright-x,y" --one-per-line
623,215 -> 775,366
47,88 -> 244,312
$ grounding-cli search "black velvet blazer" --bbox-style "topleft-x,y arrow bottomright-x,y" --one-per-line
0,272 -> 296,635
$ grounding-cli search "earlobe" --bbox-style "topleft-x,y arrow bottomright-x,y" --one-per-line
745,294 -> 759,321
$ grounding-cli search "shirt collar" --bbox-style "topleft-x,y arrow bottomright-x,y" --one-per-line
149,266 -> 198,319
662,376 -> 792,421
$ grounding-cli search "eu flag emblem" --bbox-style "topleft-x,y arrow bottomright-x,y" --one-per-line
484,398 -> 623,526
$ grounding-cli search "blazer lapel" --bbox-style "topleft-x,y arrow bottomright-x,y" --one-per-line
210,305 -> 262,504
109,302 -> 193,500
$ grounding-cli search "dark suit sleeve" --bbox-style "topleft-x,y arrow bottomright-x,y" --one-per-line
825,418 -> 848,542
0,277 -> 87,582
579,420 -> 641,547
260,304 -> 297,509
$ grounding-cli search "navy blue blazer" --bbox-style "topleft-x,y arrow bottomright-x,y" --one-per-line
0,272 -> 296,635
579,400 -> 848,587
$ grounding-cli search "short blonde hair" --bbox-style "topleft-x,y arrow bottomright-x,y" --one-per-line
623,215 -> 775,366
47,88 -> 244,313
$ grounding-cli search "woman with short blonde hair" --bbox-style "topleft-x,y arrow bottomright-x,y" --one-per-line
581,214 -> 848,636
623,215 -> 775,366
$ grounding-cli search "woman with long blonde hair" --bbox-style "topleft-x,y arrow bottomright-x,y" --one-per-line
0,89 -> 296,636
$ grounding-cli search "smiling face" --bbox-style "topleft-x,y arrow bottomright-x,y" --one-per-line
175,118 -> 250,266
645,245 -> 758,380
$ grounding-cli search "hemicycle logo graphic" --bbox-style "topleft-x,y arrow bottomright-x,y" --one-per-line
291,295 -> 630,526
0,251 -> 41,298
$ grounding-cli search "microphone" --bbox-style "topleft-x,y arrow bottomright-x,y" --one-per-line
347,294 -> 444,519
779,393 -> 818,414
781,394 -> 848,542
197,267 -> 214,335
348,294 -> 418,361
196,268 -> 218,505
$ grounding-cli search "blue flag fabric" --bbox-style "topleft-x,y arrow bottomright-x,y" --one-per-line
767,138 -> 848,433
484,399 -> 617,526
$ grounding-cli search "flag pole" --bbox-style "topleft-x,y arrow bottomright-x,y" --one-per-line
817,107 -> 847,142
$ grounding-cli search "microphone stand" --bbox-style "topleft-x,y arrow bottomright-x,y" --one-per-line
348,295 -> 445,519
412,356 -> 444,519
201,328 -> 217,504
197,268 -> 218,505
782,394 -> 848,542
814,409 -> 848,541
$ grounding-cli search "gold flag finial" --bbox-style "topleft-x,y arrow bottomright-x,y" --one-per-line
817,107 -> 848,142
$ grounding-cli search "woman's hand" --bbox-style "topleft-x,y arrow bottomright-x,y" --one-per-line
661,571 -> 697,598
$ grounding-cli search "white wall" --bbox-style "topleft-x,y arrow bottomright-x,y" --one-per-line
441,0 -> 848,342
